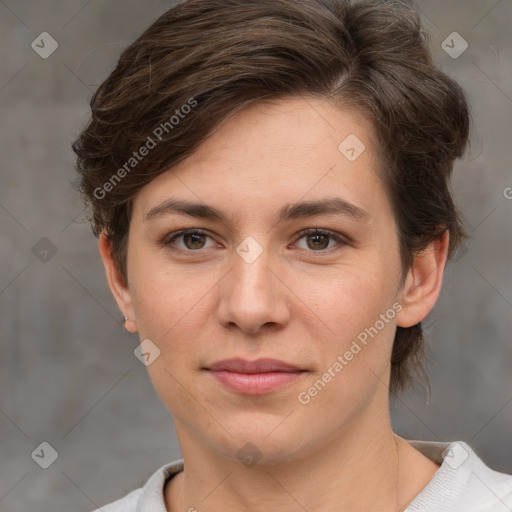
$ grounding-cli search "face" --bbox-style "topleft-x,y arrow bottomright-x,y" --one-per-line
106,96 -> 437,465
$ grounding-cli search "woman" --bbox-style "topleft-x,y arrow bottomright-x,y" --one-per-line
73,0 -> 512,510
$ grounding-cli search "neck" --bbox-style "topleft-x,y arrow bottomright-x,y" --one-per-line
166,410 -> 412,512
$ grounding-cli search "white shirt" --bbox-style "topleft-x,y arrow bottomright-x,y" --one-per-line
91,440 -> 512,511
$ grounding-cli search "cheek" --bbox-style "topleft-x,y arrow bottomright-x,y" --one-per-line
290,258 -> 400,383
128,256 -> 214,337
295,274 -> 398,415
295,257 -> 398,330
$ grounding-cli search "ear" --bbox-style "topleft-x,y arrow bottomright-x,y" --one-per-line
396,231 -> 449,328
98,232 -> 138,333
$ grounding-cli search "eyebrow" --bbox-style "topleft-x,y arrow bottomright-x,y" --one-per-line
144,197 -> 369,224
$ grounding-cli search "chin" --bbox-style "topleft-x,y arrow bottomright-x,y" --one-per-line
206,416 -> 313,467
218,440 -> 303,468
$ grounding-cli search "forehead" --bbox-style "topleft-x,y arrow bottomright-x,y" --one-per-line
188,96 -> 378,167
132,96 -> 388,224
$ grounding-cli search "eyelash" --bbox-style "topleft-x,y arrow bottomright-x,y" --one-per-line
160,228 -> 347,255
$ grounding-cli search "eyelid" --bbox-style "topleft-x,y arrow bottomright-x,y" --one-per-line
160,228 -> 214,248
291,227 -> 349,251
160,227 -> 349,254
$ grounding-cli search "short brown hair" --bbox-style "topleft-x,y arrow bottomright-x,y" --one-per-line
72,0 -> 470,394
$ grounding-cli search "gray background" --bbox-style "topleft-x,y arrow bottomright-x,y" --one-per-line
0,1 -> 511,511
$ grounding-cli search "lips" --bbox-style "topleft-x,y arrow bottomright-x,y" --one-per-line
205,357 -> 303,373
204,358 -> 306,395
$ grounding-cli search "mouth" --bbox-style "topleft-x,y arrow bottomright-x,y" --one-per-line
203,358 -> 307,395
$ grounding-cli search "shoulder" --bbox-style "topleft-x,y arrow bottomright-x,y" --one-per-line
406,440 -> 512,512
90,488 -> 141,512
89,459 -> 184,512
462,442 -> 512,510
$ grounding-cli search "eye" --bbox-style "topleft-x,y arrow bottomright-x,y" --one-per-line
161,227 -> 347,255
162,229 -> 217,252
293,228 -> 346,252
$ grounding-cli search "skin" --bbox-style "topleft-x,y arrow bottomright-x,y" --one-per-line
100,96 -> 447,511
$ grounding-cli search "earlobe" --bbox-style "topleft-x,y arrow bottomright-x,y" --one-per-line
98,232 -> 138,333
396,231 -> 450,328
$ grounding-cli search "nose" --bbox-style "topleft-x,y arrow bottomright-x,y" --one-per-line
216,245 -> 291,335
